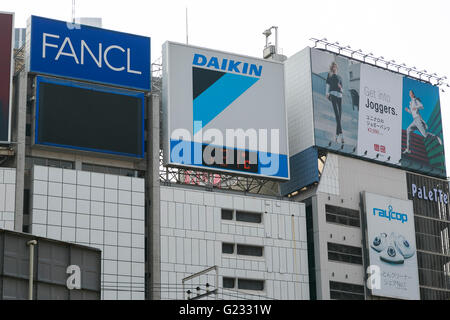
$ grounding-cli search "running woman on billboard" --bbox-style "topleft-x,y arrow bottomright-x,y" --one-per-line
403,90 -> 442,154
325,62 -> 344,144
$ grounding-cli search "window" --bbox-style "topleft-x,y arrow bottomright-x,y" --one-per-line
82,163 -> 142,177
26,124 -> 31,137
329,281 -> 364,300
236,244 -> 263,257
223,277 -> 235,289
222,243 -> 234,254
23,190 -> 30,216
325,205 -> 360,227
25,156 -> 74,170
221,209 -> 263,224
327,242 -> 363,265
238,279 -> 264,291
236,211 -> 262,223
221,209 -> 233,220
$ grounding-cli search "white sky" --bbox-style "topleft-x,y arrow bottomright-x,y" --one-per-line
3,0 -> 450,175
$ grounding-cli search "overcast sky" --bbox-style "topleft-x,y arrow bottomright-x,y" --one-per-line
3,0 -> 450,175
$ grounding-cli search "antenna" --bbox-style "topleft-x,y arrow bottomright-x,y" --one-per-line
185,7 -> 189,45
72,0 -> 76,23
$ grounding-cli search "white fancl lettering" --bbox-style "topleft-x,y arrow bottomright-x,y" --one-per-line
81,40 -> 102,68
127,48 -> 141,75
104,45 -> 125,72
42,33 -> 59,59
55,37 -> 80,64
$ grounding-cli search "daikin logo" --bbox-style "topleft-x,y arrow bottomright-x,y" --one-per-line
193,53 -> 263,77
373,205 -> 408,223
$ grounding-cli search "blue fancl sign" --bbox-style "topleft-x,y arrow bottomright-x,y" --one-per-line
28,16 -> 151,91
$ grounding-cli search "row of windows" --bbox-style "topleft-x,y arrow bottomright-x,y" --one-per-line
223,277 -> 264,291
329,281 -> 365,300
82,163 -> 144,178
24,156 -> 144,178
222,243 -> 264,257
25,156 -> 74,170
414,216 -> 450,255
327,242 -> 363,265
221,209 -> 262,224
325,205 -> 360,228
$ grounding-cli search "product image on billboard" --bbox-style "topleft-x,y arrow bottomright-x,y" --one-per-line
28,15 -> 151,91
311,48 -> 446,178
35,76 -> 145,158
0,12 -> 14,142
363,192 -> 420,300
162,42 -> 289,180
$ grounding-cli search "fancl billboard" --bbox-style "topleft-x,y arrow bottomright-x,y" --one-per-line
363,192 -> 420,300
311,48 -> 445,178
162,42 -> 289,180
27,15 -> 151,91
0,12 -> 14,143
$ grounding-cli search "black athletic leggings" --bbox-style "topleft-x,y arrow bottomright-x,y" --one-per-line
330,95 -> 342,135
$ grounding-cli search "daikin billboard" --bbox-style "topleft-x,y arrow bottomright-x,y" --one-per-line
162,42 -> 289,180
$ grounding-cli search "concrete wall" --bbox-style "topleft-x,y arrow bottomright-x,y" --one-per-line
0,168 -> 16,231
29,165 -> 145,300
296,153 -> 408,299
158,185 -> 310,300
285,47 -> 314,157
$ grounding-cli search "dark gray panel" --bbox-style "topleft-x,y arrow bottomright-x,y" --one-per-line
70,247 -> 101,291
2,277 -> 28,300
3,234 -> 31,278
69,289 -> 100,300
36,282 -> 69,300
37,241 -> 69,285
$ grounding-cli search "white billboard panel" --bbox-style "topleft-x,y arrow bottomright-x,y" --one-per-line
363,192 -> 420,300
162,42 -> 289,180
357,64 -> 403,163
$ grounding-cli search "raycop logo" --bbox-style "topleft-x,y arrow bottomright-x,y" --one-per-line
193,53 -> 263,77
411,183 -> 448,204
373,205 -> 408,223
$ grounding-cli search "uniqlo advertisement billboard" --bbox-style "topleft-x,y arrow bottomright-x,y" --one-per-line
310,48 -> 445,178
0,12 -> 14,143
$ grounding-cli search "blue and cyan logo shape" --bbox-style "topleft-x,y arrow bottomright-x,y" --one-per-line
192,53 -> 262,134
373,205 -> 408,223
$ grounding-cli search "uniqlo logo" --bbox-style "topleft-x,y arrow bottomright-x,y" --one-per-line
374,144 -> 386,153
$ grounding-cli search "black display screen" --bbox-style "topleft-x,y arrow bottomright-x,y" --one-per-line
36,78 -> 144,158
201,145 -> 258,173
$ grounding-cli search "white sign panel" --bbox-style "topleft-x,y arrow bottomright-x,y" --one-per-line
357,64 -> 403,163
162,41 -> 289,180
363,192 -> 420,300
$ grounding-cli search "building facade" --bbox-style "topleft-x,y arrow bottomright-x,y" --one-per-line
283,46 -> 450,300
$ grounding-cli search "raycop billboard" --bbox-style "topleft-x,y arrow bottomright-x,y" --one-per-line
362,192 -> 420,300
0,12 -> 14,143
311,48 -> 446,178
35,76 -> 145,158
27,15 -> 151,91
162,42 -> 289,180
